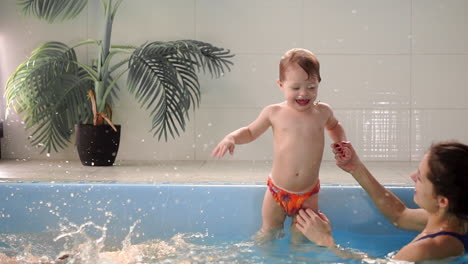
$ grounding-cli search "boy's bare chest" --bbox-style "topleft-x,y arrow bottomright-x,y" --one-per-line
272,112 -> 325,135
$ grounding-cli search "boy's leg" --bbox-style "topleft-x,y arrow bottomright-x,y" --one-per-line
255,189 -> 286,243
290,193 -> 319,244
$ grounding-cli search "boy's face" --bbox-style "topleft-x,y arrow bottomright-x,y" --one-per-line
277,63 -> 319,112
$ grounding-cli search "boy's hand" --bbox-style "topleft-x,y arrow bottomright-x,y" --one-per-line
331,141 -> 361,173
211,136 -> 235,158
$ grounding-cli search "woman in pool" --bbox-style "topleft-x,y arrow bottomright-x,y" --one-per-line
296,141 -> 468,262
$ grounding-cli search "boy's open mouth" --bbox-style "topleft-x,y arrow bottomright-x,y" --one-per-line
295,99 -> 310,106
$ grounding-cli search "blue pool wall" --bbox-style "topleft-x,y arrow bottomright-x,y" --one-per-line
0,183 -> 417,245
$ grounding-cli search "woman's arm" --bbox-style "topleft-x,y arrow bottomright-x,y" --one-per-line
296,209 -> 460,262
333,142 -> 427,232
296,209 -> 369,260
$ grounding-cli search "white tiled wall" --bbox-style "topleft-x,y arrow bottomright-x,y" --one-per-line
1,0 -> 467,162
302,0 -> 412,54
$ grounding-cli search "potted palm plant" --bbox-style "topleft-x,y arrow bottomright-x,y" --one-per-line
5,0 -> 234,166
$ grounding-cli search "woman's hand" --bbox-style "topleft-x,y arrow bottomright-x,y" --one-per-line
296,209 -> 335,247
331,141 -> 362,174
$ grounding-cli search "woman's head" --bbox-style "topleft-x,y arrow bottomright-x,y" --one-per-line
426,141 -> 468,220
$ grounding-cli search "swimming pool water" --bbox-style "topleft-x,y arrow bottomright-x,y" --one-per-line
0,183 -> 466,263
0,229 -> 414,263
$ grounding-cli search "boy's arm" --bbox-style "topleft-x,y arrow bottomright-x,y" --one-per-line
322,104 -> 347,143
211,106 -> 273,158
326,120 -> 346,143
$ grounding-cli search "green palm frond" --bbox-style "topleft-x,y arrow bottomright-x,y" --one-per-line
5,41 -> 93,153
8,1 -> 235,154
17,0 -> 88,23
6,42 -> 78,112
127,40 -> 233,141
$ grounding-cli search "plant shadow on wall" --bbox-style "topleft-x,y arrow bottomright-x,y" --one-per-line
5,0 -> 234,166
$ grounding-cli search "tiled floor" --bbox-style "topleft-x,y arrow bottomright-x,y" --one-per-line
0,159 -> 416,185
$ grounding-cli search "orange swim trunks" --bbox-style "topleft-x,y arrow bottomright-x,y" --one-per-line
267,177 -> 320,216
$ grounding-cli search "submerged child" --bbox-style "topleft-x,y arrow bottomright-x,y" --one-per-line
211,48 -> 347,242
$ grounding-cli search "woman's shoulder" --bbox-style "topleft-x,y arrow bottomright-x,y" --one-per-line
397,234 -> 464,261
422,234 -> 464,258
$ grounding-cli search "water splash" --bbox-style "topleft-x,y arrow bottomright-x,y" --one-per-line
121,220 -> 141,249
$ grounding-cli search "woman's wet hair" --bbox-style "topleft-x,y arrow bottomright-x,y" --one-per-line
427,141 -> 468,220
279,48 -> 321,82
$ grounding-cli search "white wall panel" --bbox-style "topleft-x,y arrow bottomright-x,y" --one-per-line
413,0 -> 468,53
1,0 -> 467,162
303,0 -> 411,54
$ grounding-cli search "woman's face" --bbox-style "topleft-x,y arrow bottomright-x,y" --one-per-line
410,153 -> 439,212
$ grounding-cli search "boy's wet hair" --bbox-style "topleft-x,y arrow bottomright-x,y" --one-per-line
279,48 -> 321,82
427,141 -> 468,220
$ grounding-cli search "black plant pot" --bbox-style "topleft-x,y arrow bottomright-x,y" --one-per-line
75,124 -> 121,166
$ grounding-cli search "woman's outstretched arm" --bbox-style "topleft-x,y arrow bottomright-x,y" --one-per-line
332,142 -> 427,232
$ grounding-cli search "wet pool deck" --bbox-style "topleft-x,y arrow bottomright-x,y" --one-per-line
0,159 -> 415,185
